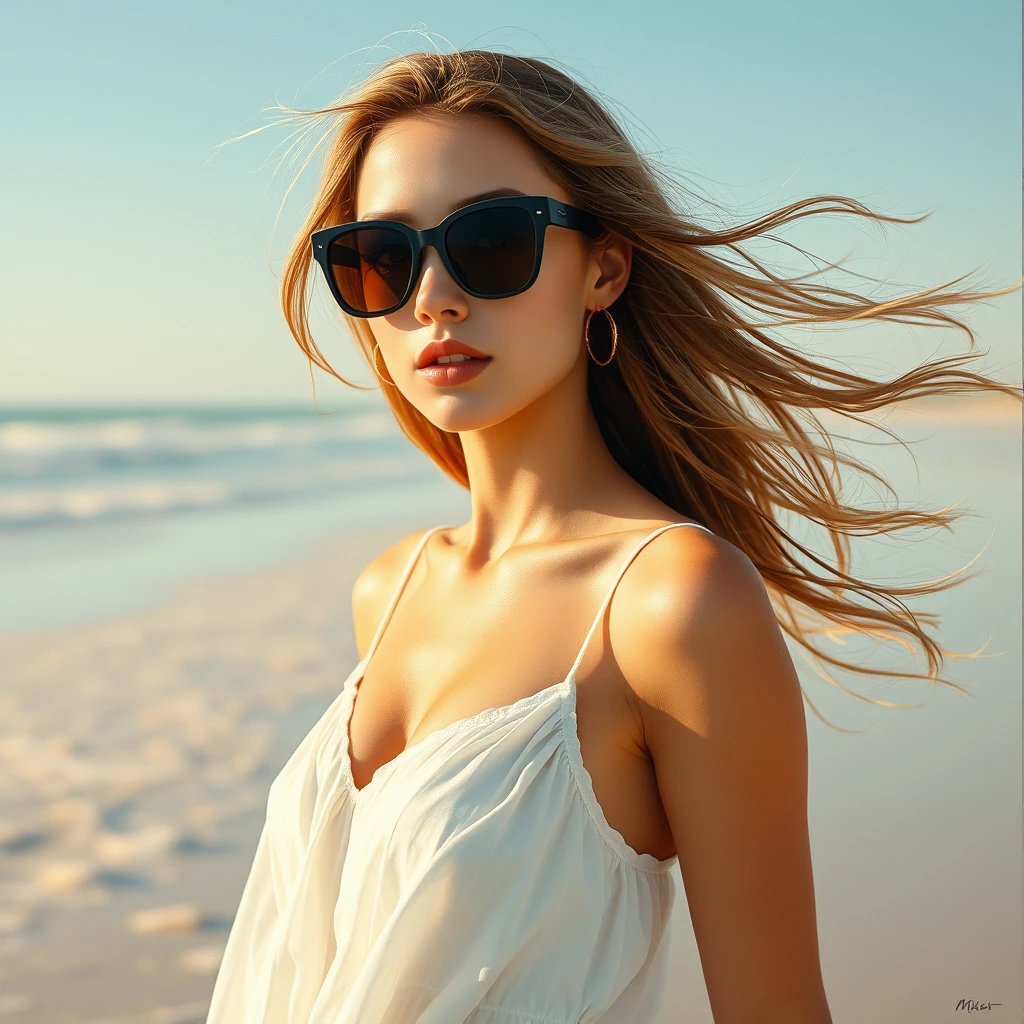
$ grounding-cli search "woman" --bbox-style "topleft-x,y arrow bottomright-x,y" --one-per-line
207,51 -> 1018,1023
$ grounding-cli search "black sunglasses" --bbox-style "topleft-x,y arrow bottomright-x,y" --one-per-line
310,195 -> 603,318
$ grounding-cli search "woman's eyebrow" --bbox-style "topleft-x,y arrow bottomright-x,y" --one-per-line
358,187 -> 528,223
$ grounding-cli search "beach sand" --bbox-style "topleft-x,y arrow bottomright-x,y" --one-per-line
0,391 -> 1019,1022
0,523 -> 411,1024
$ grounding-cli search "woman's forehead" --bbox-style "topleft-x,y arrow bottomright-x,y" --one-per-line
354,111 -> 558,223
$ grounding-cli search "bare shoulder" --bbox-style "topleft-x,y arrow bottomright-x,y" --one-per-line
616,523 -> 793,719
617,525 -> 831,1020
351,527 -> 439,661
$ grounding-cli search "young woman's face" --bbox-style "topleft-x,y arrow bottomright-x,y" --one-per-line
354,110 -> 625,433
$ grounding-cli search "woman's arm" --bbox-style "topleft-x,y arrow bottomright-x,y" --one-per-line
625,531 -> 833,1023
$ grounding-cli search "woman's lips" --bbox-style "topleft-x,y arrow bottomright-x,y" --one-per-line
415,356 -> 492,387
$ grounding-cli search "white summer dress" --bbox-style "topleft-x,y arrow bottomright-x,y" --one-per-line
207,520 -> 714,1024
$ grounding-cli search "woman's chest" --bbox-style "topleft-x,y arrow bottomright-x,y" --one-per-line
350,629 -> 677,863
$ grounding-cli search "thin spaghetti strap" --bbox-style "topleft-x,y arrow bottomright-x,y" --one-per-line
566,521 -> 714,680
362,525 -> 449,666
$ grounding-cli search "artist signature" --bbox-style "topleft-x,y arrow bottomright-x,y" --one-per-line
955,999 -> 1002,1012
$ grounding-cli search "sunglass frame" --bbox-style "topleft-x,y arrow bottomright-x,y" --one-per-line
310,195 -> 604,318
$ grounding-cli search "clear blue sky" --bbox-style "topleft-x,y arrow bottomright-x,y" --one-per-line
2,0 -> 1020,406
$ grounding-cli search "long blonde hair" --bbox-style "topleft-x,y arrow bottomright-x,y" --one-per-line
278,50 -> 1021,724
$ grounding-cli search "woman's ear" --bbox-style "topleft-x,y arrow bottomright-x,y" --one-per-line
588,235 -> 632,309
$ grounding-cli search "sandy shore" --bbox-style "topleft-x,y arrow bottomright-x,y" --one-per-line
0,391 -> 1018,1022
0,522 -> 412,1024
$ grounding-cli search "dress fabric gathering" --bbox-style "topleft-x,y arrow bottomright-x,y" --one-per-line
206,520 -> 714,1024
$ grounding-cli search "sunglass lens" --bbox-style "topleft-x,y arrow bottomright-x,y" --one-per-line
328,227 -> 414,314
445,207 -> 536,296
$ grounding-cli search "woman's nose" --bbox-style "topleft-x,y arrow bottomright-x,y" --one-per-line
413,246 -> 468,324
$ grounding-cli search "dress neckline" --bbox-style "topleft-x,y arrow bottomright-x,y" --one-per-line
341,655 -> 574,799
338,657 -> 678,874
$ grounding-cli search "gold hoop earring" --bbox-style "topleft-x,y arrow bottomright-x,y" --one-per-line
372,343 -> 397,387
585,306 -> 618,367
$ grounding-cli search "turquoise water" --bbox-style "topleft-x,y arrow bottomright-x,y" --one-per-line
0,403 -> 468,633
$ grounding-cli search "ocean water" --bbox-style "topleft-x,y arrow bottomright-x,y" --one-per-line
0,403 -> 467,634
1,400 -> 1018,640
